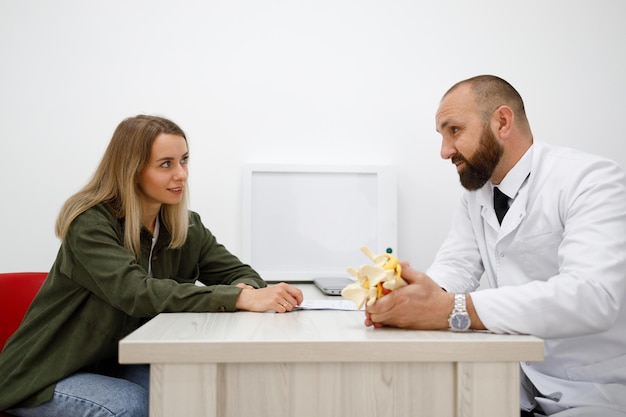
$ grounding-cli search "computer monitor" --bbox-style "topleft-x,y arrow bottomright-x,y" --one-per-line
242,164 -> 397,282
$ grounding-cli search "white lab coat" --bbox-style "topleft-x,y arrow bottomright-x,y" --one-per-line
427,142 -> 626,415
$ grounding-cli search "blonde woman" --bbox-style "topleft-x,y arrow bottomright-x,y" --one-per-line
0,115 -> 303,417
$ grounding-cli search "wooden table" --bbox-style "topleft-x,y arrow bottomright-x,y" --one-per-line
119,285 -> 544,417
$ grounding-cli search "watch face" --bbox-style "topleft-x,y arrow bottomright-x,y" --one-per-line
450,313 -> 470,331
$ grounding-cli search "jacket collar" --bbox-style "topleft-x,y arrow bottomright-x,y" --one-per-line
477,144 -> 534,233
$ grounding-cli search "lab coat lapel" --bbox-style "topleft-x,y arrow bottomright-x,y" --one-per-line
478,182 -> 529,239
478,187 -> 501,230
499,183 -> 529,238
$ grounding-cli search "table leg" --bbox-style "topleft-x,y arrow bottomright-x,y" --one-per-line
456,361 -> 520,417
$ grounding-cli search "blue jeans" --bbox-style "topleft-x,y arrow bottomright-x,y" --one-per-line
7,365 -> 149,417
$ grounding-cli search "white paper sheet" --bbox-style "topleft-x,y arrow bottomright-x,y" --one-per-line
295,299 -> 362,311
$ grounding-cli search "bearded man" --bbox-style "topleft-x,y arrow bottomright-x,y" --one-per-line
365,75 -> 626,417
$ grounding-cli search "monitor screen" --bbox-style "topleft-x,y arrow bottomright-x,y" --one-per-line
242,164 -> 397,282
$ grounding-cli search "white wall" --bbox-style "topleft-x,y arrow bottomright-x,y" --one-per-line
1,0 -> 625,274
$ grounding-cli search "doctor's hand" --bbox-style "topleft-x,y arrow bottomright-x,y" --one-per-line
236,282 -> 304,313
365,263 -> 453,329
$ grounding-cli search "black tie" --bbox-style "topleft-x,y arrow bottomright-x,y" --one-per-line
493,187 -> 510,225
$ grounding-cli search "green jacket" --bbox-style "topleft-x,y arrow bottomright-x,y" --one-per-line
0,203 -> 266,410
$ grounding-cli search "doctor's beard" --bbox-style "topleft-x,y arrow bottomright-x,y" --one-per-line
453,125 -> 504,191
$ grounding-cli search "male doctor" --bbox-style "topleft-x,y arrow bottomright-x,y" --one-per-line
366,75 -> 626,417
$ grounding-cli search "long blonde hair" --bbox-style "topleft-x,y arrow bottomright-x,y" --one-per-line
55,115 -> 190,258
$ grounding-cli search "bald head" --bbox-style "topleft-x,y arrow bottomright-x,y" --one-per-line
443,75 -> 530,132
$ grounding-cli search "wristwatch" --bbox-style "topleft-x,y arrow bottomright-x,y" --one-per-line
448,293 -> 471,331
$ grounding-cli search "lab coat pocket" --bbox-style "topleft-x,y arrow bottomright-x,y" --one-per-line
517,230 -> 562,280
566,353 -> 626,384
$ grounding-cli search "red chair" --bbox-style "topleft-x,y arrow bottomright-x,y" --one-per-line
0,272 -> 47,416
0,272 -> 47,352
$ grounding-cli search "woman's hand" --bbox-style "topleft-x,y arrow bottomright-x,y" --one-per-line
235,283 -> 256,290
235,282 -> 304,313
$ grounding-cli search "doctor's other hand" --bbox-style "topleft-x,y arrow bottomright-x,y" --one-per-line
236,282 -> 304,313
365,263 -> 453,329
